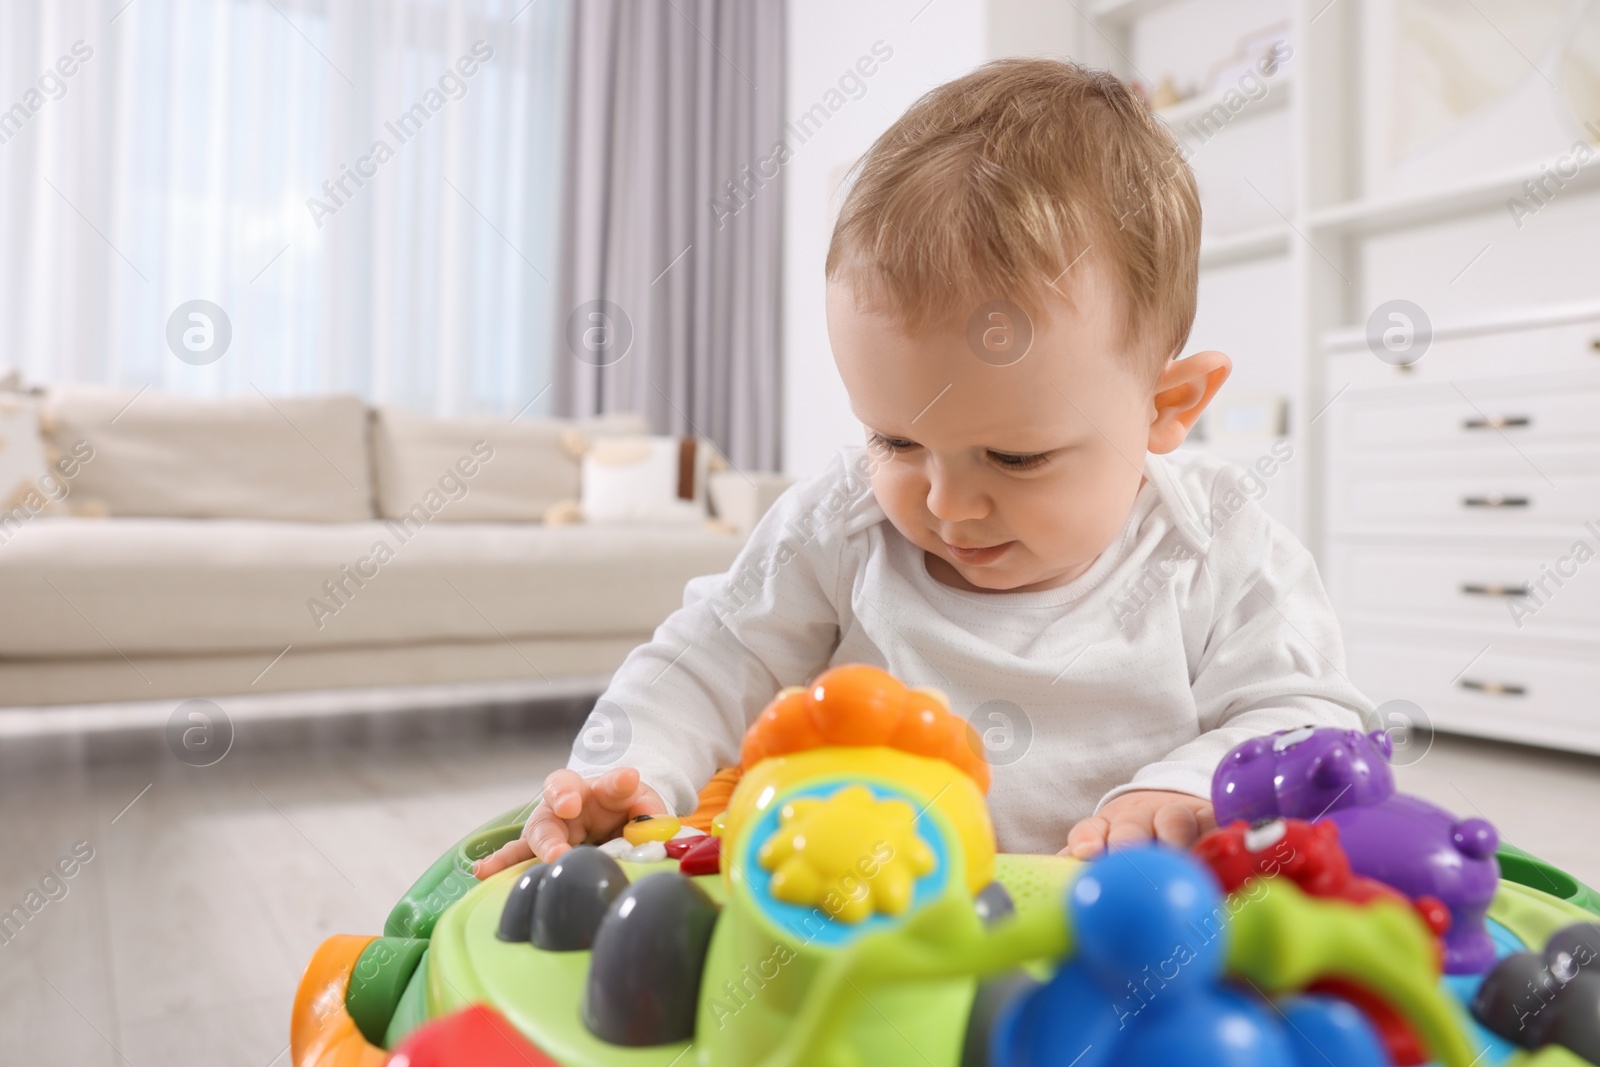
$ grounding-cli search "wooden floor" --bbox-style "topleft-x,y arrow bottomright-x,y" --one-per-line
1,712 -> 1596,1066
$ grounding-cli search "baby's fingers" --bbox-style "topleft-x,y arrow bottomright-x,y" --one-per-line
590,767 -> 667,815
1063,815 -> 1111,860
1151,802 -> 1202,849
472,837 -> 533,880
1104,808 -> 1156,852
542,768 -> 589,820
526,803 -> 583,864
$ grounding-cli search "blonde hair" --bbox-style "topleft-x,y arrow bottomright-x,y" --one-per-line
825,58 -> 1201,375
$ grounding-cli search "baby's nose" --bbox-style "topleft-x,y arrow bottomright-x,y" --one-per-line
925,474 -> 989,523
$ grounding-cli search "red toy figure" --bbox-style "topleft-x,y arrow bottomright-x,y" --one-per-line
1195,817 -> 1452,1065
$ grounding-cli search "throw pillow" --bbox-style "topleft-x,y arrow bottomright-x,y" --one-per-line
0,393 -> 69,519
575,434 -> 715,525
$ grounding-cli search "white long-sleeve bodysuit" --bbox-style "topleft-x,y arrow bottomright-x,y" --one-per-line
567,443 -> 1375,854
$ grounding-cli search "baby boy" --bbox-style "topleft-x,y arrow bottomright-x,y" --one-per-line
476,58 -> 1372,878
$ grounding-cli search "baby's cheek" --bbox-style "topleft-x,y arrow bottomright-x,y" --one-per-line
871,470 -> 922,529
1023,492 -> 1106,559
1068,467 -> 1144,549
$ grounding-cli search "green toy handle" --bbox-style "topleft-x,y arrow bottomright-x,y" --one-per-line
1227,878 -> 1476,1067
754,890 -> 1071,1067
1497,844 -> 1600,918
384,800 -> 537,939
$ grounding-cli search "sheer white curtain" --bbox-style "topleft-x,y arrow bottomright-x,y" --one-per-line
0,0 -> 570,417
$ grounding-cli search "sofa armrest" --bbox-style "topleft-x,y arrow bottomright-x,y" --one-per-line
708,470 -> 795,537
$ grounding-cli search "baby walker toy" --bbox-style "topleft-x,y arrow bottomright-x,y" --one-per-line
290,664 -> 1600,1067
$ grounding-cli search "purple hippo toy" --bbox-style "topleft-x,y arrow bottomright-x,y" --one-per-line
1212,724 -> 1501,974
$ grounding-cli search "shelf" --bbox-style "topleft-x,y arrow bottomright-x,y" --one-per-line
1088,0 -> 1182,25
1319,297 -> 1600,352
1156,73 -> 1292,133
1307,150 -> 1600,237
1181,436 -> 1294,461
1198,224 -> 1292,269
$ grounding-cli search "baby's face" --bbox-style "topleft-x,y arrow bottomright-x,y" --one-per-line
828,267 -> 1159,594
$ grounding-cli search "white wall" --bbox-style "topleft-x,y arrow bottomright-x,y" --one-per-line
779,0 -> 990,478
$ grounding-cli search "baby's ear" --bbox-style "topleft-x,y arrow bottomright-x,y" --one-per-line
1147,349 -> 1232,455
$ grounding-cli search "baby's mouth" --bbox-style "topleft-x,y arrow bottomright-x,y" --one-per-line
942,540 -> 1015,566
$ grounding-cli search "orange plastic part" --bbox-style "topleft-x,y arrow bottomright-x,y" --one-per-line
739,664 -> 991,794
685,765 -> 744,832
291,934 -> 391,1067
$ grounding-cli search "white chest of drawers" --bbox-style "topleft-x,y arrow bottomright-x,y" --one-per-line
1320,303 -> 1600,756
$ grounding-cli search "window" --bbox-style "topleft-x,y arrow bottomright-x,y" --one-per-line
0,0 -> 571,417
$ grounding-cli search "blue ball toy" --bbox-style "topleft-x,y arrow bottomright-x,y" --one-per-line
990,845 -> 1389,1067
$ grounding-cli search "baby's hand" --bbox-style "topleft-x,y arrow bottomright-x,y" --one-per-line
1060,790 -> 1217,860
472,767 -> 668,879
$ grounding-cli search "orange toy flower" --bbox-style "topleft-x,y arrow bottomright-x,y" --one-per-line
739,664 -> 992,794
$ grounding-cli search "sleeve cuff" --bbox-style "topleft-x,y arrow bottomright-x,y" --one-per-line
637,770 -> 698,819
1096,761 -> 1215,813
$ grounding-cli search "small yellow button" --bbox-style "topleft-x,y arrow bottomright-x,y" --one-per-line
757,784 -> 935,923
623,814 -> 682,845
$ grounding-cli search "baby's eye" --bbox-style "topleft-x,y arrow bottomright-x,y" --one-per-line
988,450 -> 1050,471
870,432 -> 918,452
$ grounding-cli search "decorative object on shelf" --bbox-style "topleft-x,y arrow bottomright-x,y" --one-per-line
1398,0 -> 1561,151
1205,390 -> 1288,446
1203,21 -> 1294,97
1566,2 -> 1600,142
1370,0 -> 1600,196
1148,75 -> 1193,111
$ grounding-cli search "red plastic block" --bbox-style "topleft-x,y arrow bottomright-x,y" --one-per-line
664,836 -> 700,860
679,835 -> 722,877
387,1004 -> 558,1067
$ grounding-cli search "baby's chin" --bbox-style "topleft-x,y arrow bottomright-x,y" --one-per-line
924,547 -> 1062,594
950,553 -> 1098,594
961,565 -> 1055,593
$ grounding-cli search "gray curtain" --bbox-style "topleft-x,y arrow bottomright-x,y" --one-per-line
552,0 -> 786,472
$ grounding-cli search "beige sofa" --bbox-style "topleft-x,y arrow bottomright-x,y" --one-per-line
0,387 -> 791,708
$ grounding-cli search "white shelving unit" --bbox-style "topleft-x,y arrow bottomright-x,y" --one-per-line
1079,0 -> 1308,540
1306,154 -> 1600,236
1088,0 -> 1182,24
1073,0 -> 1600,754
1198,224 -> 1292,270
1155,71 -> 1294,131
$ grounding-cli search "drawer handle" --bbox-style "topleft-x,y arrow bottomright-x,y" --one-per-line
1462,495 -> 1530,508
1462,414 -> 1531,430
1458,678 -> 1527,697
1460,583 -> 1532,597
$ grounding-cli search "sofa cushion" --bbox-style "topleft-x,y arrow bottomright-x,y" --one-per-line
0,517 -> 741,658
42,387 -> 372,521
371,408 -> 648,522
